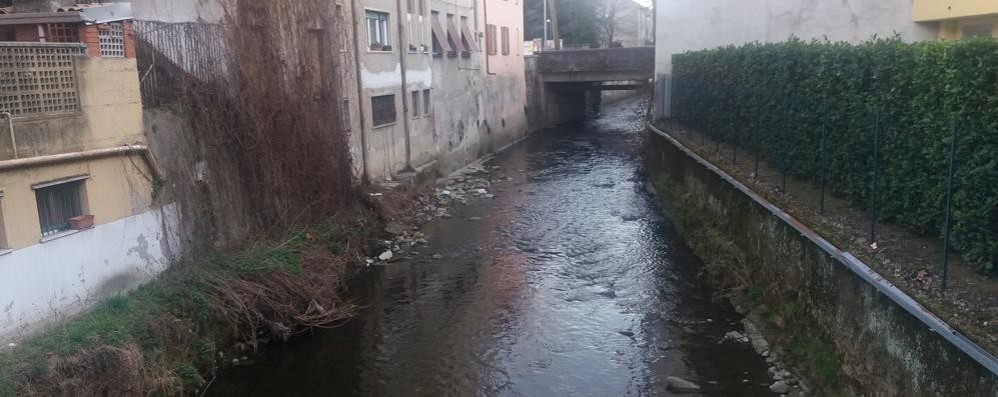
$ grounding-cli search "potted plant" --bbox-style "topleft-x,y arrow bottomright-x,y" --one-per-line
68,214 -> 94,230
382,44 -> 392,51
370,42 -> 383,51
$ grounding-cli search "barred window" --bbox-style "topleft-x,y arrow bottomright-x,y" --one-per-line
410,90 -> 419,118
35,179 -> 85,237
0,44 -> 84,117
98,22 -> 125,57
485,24 -> 497,56
371,94 -> 396,127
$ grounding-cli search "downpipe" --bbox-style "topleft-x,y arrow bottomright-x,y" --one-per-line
1,111 -> 15,159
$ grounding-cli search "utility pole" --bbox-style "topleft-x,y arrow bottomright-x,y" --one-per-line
542,0 -> 547,51
547,0 -> 560,49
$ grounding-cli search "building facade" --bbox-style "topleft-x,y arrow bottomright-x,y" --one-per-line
348,0 -> 528,180
601,0 -> 652,48
914,0 -> 998,39
0,2 -> 177,339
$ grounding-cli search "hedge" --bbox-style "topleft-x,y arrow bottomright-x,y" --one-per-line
671,37 -> 998,276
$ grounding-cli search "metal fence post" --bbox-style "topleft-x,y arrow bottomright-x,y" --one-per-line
869,109 -> 880,244
819,109 -> 828,215
940,118 -> 958,290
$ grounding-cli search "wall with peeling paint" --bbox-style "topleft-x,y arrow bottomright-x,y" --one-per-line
653,0 -> 939,117
0,205 -> 179,341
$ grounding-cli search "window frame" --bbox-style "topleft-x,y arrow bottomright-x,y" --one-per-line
370,93 -> 397,128
410,90 -> 420,119
423,89 -> 431,116
33,176 -> 88,238
365,9 -> 392,51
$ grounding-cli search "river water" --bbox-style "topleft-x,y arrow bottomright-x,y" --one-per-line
210,97 -> 773,396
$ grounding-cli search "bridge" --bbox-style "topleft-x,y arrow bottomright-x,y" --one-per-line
526,47 -> 655,128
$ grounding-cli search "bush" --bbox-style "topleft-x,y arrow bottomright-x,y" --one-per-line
672,37 -> 998,276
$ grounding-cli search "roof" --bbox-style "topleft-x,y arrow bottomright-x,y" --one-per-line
0,3 -> 132,26
0,11 -> 83,26
60,3 -> 133,24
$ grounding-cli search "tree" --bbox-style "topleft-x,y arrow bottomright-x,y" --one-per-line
523,0 -> 600,46
597,0 -> 621,47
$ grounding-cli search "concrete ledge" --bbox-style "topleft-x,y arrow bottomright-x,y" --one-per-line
646,122 -> 998,395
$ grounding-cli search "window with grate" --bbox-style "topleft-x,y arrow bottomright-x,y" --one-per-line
0,44 -> 84,117
35,179 -> 84,237
47,24 -> 80,43
98,22 -> 125,57
371,94 -> 396,127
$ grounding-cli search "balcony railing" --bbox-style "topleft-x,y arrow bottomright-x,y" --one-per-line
0,42 -> 86,118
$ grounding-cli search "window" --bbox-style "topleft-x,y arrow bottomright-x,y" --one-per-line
0,44 -> 84,117
460,16 -> 480,52
962,23 -> 993,39
446,13 -> 464,54
46,23 -> 79,43
430,11 -> 452,55
407,0 -> 427,52
98,22 -> 125,57
366,10 -> 390,50
501,26 -> 510,55
371,94 -> 396,127
411,90 -> 420,118
423,89 -> 431,115
485,24 -> 497,55
35,179 -> 85,237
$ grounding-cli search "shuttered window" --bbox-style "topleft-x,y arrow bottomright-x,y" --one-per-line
485,24 -> 497,56
501,26 -> 510,55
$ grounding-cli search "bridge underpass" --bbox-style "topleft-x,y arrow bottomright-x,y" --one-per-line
525,46 -> 655,128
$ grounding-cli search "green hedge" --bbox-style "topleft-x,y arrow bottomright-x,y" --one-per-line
672,37 -> 998,276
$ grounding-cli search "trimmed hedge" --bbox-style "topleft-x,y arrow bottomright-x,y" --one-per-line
672,37 -> 998,276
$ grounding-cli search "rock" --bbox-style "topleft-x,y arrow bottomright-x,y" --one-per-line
378,250 -> 393,261
618,331 -> 635,337
664,376 -> 701,393
770,381 -> 790,394
656,341 -> 671,350
723,331 -> 749,343
431,254 -> 443,259
6,343 -> 16,348
468,217 -> 482,221
475,188 -> 488,195
384,221 -> 406,235
774,369 -> 791,380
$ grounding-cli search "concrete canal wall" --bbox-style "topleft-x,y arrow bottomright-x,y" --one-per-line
644,125 -> 998,396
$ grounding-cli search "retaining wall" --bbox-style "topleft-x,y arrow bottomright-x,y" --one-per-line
645,125 -> 997,396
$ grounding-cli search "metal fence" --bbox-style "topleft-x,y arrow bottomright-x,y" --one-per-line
0,42 -> 86,117
133,20 -> 227,108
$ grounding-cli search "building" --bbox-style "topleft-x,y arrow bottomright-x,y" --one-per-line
599,0 -> 652,48
0,2 -> 176,339
347,0 -> 528,180
653,0 -> 940,117
914,0 -> 998,39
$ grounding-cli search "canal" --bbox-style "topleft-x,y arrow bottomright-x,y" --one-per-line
209,97 -> 773,396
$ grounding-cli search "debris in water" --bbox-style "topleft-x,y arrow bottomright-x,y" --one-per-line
378,251 -> 393,261
664,376 -> 701,393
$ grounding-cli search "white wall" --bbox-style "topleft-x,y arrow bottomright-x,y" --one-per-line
131,0 -> 223,23
0,206 -> 180,341
654,0 -> 938,117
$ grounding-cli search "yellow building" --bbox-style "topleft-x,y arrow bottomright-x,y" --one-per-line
0,3 -> 176,340
914,0 -> 998,39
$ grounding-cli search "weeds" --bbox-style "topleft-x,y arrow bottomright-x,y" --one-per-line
0,220 -> 370,396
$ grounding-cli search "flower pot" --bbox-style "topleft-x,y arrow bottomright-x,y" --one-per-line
68,214 -> 94,230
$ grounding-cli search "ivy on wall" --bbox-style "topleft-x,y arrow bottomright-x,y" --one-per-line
672,37 -> 998,276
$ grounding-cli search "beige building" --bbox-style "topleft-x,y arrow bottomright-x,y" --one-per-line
0,2 -> 176,339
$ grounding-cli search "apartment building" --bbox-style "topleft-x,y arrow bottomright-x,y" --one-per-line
914,0 -> 998,39
348,0 -> 527,180
0,2 -> 176,339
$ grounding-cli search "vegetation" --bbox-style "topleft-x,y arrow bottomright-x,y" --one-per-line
524,0 -> 601,45
672,37 -> 998,276
0,220 -> 371,396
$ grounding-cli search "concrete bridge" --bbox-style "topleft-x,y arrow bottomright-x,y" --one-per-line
525,47 -> 655,129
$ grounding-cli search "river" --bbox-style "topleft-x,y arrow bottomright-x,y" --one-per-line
209,97 -> 773,396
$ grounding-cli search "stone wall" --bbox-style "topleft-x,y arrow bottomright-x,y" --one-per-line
644,126 -> 998,396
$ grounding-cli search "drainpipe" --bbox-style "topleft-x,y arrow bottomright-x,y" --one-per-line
0,112 -> 15,159
396,0 -> 413,170
350,0 -> 370,182
0,143 -> 164,181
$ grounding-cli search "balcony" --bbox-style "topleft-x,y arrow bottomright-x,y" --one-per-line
914,0 -> 998,22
